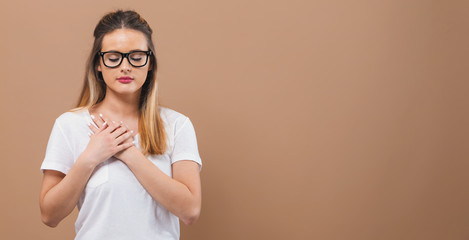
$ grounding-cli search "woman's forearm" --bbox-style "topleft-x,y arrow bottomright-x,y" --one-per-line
40,154 -> 97,227
121,147 -> 201,225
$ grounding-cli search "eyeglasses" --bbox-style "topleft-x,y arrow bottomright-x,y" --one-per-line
98,50 -> 152,68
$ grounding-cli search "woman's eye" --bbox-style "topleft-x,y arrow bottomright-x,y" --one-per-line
109,58 -> 120,62
131,57 -> 142,61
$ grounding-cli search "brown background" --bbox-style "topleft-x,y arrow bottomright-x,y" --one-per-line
1,0 -> 468,239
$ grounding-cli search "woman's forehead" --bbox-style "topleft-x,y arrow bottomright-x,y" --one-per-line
101,28 -> 148,52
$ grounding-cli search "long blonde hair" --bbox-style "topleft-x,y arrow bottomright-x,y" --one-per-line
70,9 -> 167,156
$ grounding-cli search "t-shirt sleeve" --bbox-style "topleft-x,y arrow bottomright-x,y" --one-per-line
170,117 -> 202,171
40,119 -> 75,175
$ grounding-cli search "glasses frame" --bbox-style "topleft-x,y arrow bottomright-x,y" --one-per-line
98,50 -> 152,68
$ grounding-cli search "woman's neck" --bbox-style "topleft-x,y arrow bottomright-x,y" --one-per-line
91,90 -> 140,120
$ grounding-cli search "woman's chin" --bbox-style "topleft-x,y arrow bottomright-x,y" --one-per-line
108,87 -> 140,96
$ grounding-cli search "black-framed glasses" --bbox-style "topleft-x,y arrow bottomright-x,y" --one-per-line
98,50 -> 152,68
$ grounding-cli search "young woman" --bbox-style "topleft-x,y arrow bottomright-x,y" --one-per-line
39,10 -> 202,239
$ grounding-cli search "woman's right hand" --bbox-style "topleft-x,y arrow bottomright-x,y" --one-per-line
82,118 -> 135,167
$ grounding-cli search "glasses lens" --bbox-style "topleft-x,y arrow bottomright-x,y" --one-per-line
129,52 -> 148,67
103,52 -> 122,67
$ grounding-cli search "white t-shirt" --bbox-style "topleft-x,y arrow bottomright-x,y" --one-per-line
40,107 -> 202,240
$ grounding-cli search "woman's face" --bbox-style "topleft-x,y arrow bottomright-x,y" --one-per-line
97,28 -> 152,96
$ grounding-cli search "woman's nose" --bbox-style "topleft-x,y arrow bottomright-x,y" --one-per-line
120,58 -> 132,72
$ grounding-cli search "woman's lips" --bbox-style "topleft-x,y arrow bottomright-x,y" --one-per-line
118,76 -> 133,83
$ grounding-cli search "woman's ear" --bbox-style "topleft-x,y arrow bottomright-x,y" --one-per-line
97,64 -> 102,72
148,61 -> 153,71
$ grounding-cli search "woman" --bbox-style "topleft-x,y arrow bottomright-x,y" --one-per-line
39,10 -> 202,240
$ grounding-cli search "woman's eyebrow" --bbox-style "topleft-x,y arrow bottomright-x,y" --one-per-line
102,49 -> 148,52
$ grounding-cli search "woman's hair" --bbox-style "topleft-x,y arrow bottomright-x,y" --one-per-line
70,9 -> 167,156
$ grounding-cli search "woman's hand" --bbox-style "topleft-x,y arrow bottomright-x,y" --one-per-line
85,113 -> 135,166
88,113 -> 136,162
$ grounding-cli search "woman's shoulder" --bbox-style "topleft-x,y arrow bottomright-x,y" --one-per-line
159,106 -> 195,136
159,106 -> 189,123
54,107 -> 88,126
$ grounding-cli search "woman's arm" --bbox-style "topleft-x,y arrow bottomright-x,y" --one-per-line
40,121 -> 134,227
39,154 -> 97,227
120,147 -> 202,225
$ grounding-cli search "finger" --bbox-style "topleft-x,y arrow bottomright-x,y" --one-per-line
100,120 -> 109,131
100,115 -> 119,134
111,123 -> 127,139
87,120 -> 99,134
98,113 -> 105,121
90,114 -> 103,128
105,120 -> 122,134
121,121 -> 136,137
110,121 -> 123,133
98,113 -> 108,128
90,114 -> 109,134
116,141 -> 135,152
114,130 -> 134,144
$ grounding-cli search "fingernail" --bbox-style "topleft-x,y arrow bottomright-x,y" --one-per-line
132,141 -> 135,144
112,121 -> 116,124
88,132 -> 91,137
87,122 -> 91,127
99,113 -> 103,118
131,130 -> 134,133
90,115 -> 95,119
120,120 -> 124,124
103,121 -> 107,126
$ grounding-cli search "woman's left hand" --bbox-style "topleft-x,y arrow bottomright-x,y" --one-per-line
88,113 -> 136,161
